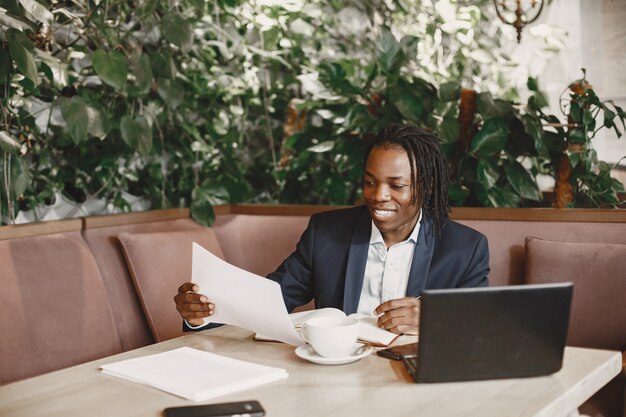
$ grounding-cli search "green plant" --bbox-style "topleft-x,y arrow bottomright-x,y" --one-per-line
2,1 -> 622,227
1,0 -> 522,225
1,0 -> 295,225
437,81 -> 550,208
548,70 -> 626,207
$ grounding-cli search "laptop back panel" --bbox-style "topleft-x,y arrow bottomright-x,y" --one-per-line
413,283 -> 573,383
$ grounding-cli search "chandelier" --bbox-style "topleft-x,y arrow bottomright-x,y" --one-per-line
493,0 -> 545,43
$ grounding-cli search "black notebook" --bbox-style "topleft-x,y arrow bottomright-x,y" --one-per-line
404,283 -> 573,383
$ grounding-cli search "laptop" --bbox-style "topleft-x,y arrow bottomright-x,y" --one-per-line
403,282 -> 573,383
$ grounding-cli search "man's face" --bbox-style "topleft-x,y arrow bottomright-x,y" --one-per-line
362,145 -> 421,245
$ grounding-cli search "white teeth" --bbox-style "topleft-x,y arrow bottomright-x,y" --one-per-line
374,209 -> 394,217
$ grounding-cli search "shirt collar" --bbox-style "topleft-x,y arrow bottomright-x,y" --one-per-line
369,209 -> 422,246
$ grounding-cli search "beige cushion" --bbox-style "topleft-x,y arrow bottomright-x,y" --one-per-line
0,232 -> 122,385
118,229 -> 225,342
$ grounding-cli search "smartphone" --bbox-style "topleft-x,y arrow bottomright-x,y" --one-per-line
376,343 -> 418,361
164,400 -> 265,417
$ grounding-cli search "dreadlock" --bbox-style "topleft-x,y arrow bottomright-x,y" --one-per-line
363,124 -> 451,237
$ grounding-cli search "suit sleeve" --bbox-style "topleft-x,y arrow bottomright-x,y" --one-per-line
458,233 -> 490,288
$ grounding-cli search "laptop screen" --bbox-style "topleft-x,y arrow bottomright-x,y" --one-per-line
409,283 -> 573,383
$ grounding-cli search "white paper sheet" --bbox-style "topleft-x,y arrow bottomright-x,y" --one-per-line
101,347 -> 288,401
191,243 -> 304,346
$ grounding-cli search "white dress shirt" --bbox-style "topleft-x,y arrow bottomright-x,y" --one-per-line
187,210 -> 422,328
356,210 -> 422,316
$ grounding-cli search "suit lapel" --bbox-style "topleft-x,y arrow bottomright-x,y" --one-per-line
342,208 -> 371,314
406,214 -> 436,297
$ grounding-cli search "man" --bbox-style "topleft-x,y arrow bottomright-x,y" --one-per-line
175,124 -> 489,335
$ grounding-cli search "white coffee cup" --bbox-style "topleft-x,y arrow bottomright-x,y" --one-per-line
300,317 -> 359,358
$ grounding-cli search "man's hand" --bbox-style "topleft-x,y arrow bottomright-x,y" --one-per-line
174,282 -> 214,327
374,297 -> 420,335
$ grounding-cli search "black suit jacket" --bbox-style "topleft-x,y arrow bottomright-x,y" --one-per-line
268,205 -> 489,313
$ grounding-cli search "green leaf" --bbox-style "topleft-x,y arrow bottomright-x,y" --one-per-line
569,128 -> 586,144
543,131 -> 565,153
612,104 -> 626,130
470,117 -> 509,157
587,89 -> 601,106
531,92 -> 549,108
477,92 -> 512,119
489,187 -> 521,207
527,76 -> 538,91
392,92 -> 423,122
162,13 -> 193,52
7,30 -> 39,85
604,107 -> 616,128
0,48 -> 12,83
479,185 -> 520,208
141,0 -> 159,15
19,0 -> 53,25
86,105 -> 110,140
400,35 -> 418,61
6,28 -> 34,50
520,114 -> 545,157
477,159 -> 499,189
188,0 -> 205,15
92,50 -> 128,90
504,160 -> 542,201
582,108 -> 594,125
12,157 -> 31,197
307,141 -> 334,153
448,183 -> 468,206
130,54 -> 153,96
191,182 -> 230,226
439,82 -> 460,102
569,102 -> 582,123
157,78 -> 184,109
60,96 -> 89,144
0,130 -> 22,154
375,28 -> 404,77
120,115 -> 153,156
439,106 -> 459,143
150,51 -> 177,79
569,152 -> 581,168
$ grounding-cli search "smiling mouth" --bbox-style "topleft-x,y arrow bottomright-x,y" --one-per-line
371,209 -> 395,218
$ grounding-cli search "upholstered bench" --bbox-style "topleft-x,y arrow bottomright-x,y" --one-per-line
1,205 -> 625,417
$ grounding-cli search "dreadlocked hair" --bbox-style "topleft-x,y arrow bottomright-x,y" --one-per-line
363,124 -> 451,237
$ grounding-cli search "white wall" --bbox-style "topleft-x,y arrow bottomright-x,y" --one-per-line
503,0 -> 626,168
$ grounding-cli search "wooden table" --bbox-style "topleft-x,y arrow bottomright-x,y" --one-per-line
0,326 -> 621,417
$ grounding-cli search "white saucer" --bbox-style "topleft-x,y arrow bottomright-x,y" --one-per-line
295,344 -> 373,365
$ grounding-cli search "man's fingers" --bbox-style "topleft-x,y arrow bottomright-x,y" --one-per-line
378,315 -> 418,334
183,301 -> 214,312
176,292 -> 208,304
374,297 -> 419,315
378,311 -> 414,328
178,305 -> 214,319
185,310 -> 215,318
387,324 -> 418,335
178,282 -> 199,294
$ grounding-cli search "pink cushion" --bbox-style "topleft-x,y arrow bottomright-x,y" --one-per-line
456,220 -> 626,287
82,218 -> 205,350
525,237 -> 626,417
524,236 -> 626,351
118,229 -> 225,342
0,232 -> 122,384
212,214 -> 309,276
